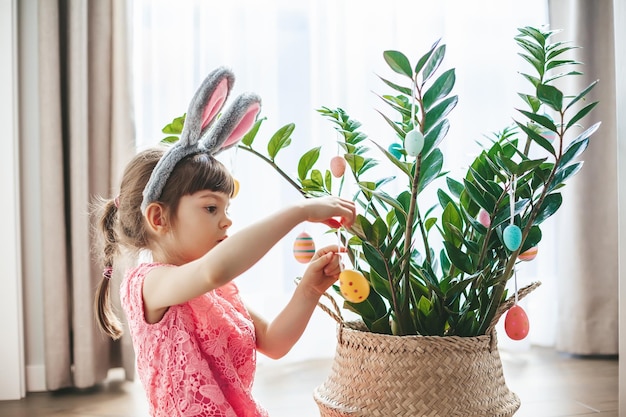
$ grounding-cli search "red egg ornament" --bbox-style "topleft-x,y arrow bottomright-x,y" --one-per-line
293,231 -> 316,264
504,304 -> 530,340
330,155 -> 347,177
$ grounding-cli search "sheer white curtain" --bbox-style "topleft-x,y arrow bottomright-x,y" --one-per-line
132,0 -> 550,361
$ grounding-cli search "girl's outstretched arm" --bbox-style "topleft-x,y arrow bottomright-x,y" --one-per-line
143,197 -> 355,322
252,245 -> 343,359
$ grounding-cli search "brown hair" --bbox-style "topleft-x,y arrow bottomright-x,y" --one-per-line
94,147 -> 234,339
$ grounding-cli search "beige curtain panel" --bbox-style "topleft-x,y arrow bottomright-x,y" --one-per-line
549,0 -> 618,355
36,0 -> 135,390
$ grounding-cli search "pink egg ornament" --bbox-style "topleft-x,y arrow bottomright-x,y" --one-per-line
518,246 -> 538,262
293,231 -> 316,264
330,155 -> 347,177
504,304 -> 530,340
478,208 -> 491,228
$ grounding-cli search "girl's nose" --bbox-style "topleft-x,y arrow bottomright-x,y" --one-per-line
221,215 -> 232,229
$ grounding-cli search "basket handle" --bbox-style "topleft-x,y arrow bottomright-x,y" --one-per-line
486,281 -> 541,334
317,290 -> 345,325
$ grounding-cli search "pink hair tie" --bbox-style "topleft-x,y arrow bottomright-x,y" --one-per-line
103,267 -> 113,280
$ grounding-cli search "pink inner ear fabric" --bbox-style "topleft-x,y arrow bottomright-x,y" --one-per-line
222,103 -> 261,148
201,79 -> 229,129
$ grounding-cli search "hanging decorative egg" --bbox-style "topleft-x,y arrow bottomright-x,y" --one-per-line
231,178 -> 240,198
293,231 -> 316,264
504,304 -> 530,340
404,129 -> 424,157
541,128 -> 557,143
388,142 -> 403,159
330,155 -> 347,177
339,269 -> 370,303
518,246 -> 538,262
503,224 -> 522,251
478,208 -> 491,228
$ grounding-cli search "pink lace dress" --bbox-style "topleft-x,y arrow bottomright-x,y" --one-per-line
120,263 -> 268,417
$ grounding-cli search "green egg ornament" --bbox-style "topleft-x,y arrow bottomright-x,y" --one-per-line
503,224 -> 522,251
404,129 -> 424,157
388,143 -> 403,159
339,269 -> 370,303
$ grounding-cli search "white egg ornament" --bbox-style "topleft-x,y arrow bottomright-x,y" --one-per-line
404,129 -> 424,157
503,224 -> 522,251
339,269 -> 370,303
504,304 -> 530,340
293,231 -> 316,264
330,155 -> 346,178
518,246 -> 538,262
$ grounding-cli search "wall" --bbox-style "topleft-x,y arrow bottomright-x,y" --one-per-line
616,0 -> 626,413
0,0 -> 25,400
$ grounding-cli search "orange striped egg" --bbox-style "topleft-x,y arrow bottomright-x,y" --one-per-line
293,231 -> 316,263
518,246 -> 538,261
339,270 -> 370,303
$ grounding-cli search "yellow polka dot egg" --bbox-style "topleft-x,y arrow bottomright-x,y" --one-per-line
339,269 -> 370,303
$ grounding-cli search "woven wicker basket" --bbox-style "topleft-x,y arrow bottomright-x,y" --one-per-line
314,282 -> 540,417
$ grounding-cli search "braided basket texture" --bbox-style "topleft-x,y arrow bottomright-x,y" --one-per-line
314,282 -> 540,417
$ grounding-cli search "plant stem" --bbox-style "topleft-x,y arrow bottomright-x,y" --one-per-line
238,145 -> 306,197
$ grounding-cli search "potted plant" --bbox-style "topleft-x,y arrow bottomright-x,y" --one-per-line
162,25 -> 600,416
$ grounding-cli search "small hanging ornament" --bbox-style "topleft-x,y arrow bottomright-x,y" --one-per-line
503,175 -> 521,251
335,228 -> 369,303
388,142 -> 403,159
339,269 -> 370,303
293,231 -> 316,264
404,129 -> 425,157
232,178 -> 240,198
477,208 -> 491,228
518,246 -> 538,262
330,155 -> 346,177
229,145 -> 241,198
504,304 -> 530,340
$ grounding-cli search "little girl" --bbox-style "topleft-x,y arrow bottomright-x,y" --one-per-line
94,67 -> 356,416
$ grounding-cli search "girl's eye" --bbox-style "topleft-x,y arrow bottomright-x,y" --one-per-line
205,206 -> 217,214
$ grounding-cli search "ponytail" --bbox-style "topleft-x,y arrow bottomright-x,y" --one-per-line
94,198 -> 123,340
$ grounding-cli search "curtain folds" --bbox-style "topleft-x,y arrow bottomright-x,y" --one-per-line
37,0 -> 135,390
549,0 -> 618,355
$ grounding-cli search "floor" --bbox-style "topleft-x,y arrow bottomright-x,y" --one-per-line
0,346 -> 617,417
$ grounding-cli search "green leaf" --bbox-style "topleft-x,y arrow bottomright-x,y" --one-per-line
422,118 -> 450,157
418,148 -> 444,193
423,96 -> 458,135
370,139 -> 412,176
414,38 -> 441,74
565,80 -> 599,111
267,123 -> 295,160
422,45 -> 446,83
297,147 -> 321,181
537,84 -> 564,111
423,68 -> 455,111
566,101 -> 598,131
517,110 -> 557,132
377,75 -> 412,95
515,121 -> 556,155
558,138 -> 589,169
443,242 -> 473,274
240,117 -> 265,147
549,162 -> 583,192
534,193 -> 562,224
371,217 -> 389,248
161,136 -> 179,144
162,114 -> 186,134
446,177 -> 464,198
383,50 -> 413,77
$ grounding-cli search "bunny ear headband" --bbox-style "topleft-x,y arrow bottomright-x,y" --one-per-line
141,66 -> 262,212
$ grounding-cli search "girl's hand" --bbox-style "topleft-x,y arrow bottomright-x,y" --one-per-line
299,244 -> 346,298
302,196 -> 356,229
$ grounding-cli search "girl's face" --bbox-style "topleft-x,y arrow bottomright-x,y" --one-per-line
168,190 -> 232,264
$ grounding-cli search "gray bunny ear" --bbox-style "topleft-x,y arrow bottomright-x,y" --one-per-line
201,92 -> 262,154
178,66 -> 235,147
